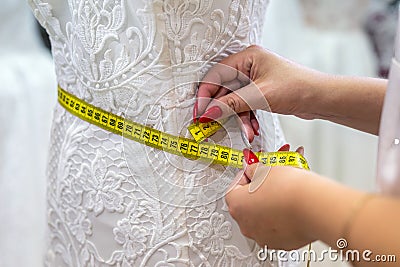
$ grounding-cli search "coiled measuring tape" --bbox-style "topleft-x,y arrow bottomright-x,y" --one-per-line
58,86 -> 309,170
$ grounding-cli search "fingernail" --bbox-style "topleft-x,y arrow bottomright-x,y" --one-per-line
251,118 -> 260,136
297,146 -> 305,155
193,101 -> 198,123
278,144 -> 290,151
243,148 -> 259,165
199,106 -> 222,123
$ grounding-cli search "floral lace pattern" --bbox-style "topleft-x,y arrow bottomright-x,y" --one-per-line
28,0 -> 286,266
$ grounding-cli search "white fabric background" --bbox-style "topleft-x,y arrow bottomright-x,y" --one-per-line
0,1 -> 56,266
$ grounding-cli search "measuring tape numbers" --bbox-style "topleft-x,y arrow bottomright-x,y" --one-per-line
57,86 -> 309,170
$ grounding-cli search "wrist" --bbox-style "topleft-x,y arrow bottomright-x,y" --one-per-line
288,65 -> 330,120
293,171 -> 367,247
298,70 -> 334,120
289,169 -> 321,241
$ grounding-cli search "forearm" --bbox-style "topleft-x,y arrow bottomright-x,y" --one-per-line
197,47 -> 386,135
294,171 -> 363,247
349,196 -> 400,266
303,74 -> 387,135
296,172 -> 400,266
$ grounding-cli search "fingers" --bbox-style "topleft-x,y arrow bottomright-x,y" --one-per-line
237,111 -> 259,144
226,170 -> 249,208
227,145 -> 306,210
198,82 -> 267,123
194,86 -> 229,123
228,170 -> 250,192
226,147 -> 260,206
193,100 -> 198,123
250,111 -> 260,136
242,148 -> 270,193
278,144 -> 290,152
296,146 -> 305,156
244,162 -> 270,193
237,111 -> 255,144
213,86 -> 230,100
197,50 -> 253,116
198,84 -> 252,122
196,46 -> 268,122
278,144 -> 304,156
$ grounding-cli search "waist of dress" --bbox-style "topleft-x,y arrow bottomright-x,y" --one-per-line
58,85 -> 310,170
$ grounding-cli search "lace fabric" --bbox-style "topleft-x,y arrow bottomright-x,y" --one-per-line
29,0 -> 287,266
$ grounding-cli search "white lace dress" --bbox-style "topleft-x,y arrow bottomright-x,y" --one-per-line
29,1 -> 286,266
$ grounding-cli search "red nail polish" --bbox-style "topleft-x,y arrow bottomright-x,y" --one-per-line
278,144 -> 290,151
199,106 -> 222,123
254,128 -> 260,136
193,101 -> 198,123
243,148 -> 259,165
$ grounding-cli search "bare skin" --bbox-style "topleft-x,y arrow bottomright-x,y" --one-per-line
196,46 -> 398,266
228,160 -> 400,266
196,45 -> 387,138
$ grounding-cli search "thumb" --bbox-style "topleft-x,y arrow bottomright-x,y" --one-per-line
228,170 -> 249,192
225,171 -> 249,209
244,162 -> 271,193
199,83 -> 268,123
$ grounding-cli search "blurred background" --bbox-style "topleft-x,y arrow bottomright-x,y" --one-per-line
0,1 -> 55,267
0,0 -> 398,266
263,0 -> 399,266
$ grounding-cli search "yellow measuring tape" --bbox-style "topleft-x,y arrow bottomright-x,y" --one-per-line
57,86 -> 309,170
58,86 -> 312,266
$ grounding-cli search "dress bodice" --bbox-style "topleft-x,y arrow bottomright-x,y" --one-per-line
28,1 -> 286,266
29,0 -> 269,119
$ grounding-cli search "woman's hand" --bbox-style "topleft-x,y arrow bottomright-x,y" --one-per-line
195,45 -> 322,141
195,45 -> 387,137
226,146 -> 316,250
226,149 -> 400,266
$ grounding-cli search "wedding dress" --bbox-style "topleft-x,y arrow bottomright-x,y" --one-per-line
263,0 -> 378,191
29,1 -> 287,266
0,1 -> 56,267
